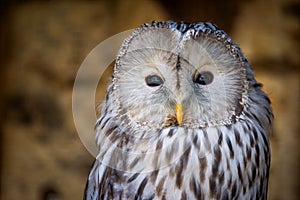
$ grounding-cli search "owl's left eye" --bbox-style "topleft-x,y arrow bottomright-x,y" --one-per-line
194,71 -> 214,85
145,75 -> 164,87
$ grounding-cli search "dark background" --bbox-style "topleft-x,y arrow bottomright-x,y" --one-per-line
0,0 -> 299,199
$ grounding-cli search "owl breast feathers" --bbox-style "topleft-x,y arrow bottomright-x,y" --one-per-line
84,21 -> 273,200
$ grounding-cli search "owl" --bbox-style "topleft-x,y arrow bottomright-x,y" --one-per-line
84,21 -> 273,200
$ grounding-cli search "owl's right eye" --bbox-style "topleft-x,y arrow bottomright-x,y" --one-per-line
145,75 -> 164,87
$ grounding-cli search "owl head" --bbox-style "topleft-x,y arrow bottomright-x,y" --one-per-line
108,21 -> 255,132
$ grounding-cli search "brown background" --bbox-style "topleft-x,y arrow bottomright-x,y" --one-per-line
0,0 -> 299,199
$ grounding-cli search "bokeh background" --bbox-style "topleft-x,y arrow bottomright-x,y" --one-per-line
0,0 -> 299,199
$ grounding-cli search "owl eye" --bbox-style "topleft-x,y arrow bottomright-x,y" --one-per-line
145,75 -> 164,87
194,71 -> 214,85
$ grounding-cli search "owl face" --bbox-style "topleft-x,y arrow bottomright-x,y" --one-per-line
112,23 -> 247,130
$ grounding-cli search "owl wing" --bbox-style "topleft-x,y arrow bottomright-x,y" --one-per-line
84,160 -> 125,200
84,159 -> 158,200
84,160 -> 100,200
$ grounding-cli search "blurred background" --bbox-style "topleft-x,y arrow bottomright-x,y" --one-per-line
0,0 -> 299,199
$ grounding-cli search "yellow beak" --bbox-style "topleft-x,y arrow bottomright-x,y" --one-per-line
175,103 -> 183,125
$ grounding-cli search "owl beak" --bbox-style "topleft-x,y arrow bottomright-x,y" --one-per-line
175,103 -> 183,125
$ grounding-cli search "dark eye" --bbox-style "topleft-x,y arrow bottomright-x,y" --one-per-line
145,75 -> 164,87
194,71 -> 214,85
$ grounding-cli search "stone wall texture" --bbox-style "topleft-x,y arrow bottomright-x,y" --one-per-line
0,0 -> 299,200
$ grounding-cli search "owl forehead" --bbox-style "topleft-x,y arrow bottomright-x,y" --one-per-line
115,23 -> 244,76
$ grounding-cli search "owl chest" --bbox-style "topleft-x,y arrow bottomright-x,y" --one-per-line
118,126 -> 269,199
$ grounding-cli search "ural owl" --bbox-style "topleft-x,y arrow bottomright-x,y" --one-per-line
84,21 -> 273,200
